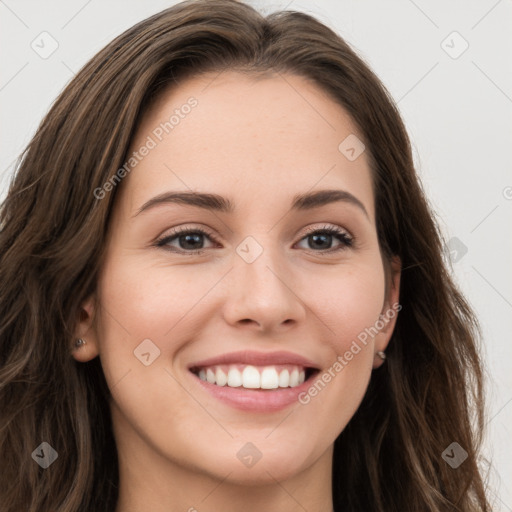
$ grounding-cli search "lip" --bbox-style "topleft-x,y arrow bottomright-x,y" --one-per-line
187,350 -> 321,413
189,370 -> 319,412
187,349 -> 320,371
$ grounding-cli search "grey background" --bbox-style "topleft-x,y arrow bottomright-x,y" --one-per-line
1,0 -> 511,508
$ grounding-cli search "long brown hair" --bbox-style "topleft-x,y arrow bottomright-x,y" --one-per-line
0,1 -> 489,510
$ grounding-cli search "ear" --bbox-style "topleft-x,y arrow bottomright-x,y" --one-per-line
71,294 -> 100,362
373,255 -> 401,369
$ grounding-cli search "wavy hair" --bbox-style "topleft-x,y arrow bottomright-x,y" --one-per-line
0,0 -> 489,510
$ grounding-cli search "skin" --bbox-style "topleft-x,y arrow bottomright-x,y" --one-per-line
74,71 -> 401,512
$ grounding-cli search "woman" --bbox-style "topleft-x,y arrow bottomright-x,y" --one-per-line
0,0 -> 490,510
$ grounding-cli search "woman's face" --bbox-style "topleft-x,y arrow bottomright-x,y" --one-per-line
76,71 -> 400,484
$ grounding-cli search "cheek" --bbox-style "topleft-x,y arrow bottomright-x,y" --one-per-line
307,263 -> 386,351
94,255 -> 228,404
297,263 -> 385,415
97,255 -> 212,339
94,258 -> 214,463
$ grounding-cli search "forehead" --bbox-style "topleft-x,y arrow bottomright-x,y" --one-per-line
118,71 -> 375,221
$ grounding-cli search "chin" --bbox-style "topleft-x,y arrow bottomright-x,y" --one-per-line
187,438 -> 318,485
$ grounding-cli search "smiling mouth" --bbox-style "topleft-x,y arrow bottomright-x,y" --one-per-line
189,364 -> 319,390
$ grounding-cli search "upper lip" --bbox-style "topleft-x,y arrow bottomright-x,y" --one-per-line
188,350 -> 320,370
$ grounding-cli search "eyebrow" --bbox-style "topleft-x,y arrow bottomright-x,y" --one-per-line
133,188 -> 369,219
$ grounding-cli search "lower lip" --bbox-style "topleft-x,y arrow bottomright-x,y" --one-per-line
189,371 -> 318,412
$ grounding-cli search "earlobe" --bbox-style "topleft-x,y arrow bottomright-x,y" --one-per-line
72,294 -> 100,362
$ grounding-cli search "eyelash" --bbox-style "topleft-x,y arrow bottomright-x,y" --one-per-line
155,224 -> 355,256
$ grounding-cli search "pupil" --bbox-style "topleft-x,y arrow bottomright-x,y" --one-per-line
181,233 -> 202,249
311,234 -> 331,249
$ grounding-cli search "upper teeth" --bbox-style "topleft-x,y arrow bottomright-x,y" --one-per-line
196,365 -> 306,389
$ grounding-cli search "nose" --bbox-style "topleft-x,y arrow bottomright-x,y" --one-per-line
221,242 -> 307,333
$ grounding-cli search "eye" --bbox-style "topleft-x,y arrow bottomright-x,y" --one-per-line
295,224 -> 354,254
155,224 -> 354,255
155,226 -> 219,254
